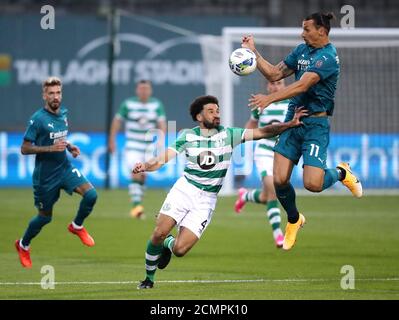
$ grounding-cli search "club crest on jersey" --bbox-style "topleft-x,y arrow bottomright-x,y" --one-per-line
64,117 -> 68,127
197,151 -> 217,170
214,139 -> 224,148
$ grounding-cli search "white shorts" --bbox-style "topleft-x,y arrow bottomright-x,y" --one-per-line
123,149 -> 147,172
254,152 -> 275,178
159,177 -> 217,239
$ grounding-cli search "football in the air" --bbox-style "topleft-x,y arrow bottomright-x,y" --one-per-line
229,48 -> 257,76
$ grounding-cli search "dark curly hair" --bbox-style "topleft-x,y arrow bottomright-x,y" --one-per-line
189,95 -> 219,122
304,12 -> 335,35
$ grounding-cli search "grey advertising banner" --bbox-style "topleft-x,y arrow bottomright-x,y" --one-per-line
0,13 -> 258,131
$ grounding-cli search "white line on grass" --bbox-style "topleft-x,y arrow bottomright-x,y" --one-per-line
0,278 -> 398,286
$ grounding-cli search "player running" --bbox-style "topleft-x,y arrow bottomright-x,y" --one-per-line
15,76 -> 97,268
242,12 -> 362,251
108,80 -> 167,219
134,95 -> 308,289
234,79 -> 289,248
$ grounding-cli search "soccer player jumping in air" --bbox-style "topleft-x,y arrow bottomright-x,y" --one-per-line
133,95 -> 308,289
15,77 -> 97,268
242,12 -> 363,251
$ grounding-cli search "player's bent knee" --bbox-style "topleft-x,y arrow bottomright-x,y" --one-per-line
84,188 -> 98,205
172,246 -> 188,257
304,181 -> 323,193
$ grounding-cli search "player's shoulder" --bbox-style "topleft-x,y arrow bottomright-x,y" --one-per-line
319,43 -> 339,58
60,106 -> 68,115
29,107 -> 47,123
293,43 -> 308,53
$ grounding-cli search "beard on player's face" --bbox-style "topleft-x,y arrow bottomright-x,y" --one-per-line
203,117 -> 220,129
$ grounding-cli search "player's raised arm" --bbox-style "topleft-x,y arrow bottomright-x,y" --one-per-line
243,107 -> 308,141
132,148 -> 177,173
242,35 -> 294,82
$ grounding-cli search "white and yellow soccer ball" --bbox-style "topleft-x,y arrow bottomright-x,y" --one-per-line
229,48 -> 257,76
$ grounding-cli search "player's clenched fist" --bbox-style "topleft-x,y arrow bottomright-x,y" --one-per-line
241,34 -> 256,52
132,162 -> 146,174
51,140 -> 68,152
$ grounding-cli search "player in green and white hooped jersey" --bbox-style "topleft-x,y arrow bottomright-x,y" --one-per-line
134,95 -> 308,289
15,77 -> 97,268
234,79 -> 288,248
109,80 -> 167,219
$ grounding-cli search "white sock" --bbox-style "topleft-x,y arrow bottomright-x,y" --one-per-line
19,239 -> 30,251
72,221 -> 83,230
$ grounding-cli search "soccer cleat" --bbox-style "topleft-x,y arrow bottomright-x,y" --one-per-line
336,162 -> 363,198
68,223 -> 95,247
130,205 -> 145,219
234,188 -> 248,213
283,213 -> 306,251
274,233 -> 284,249
158,235 -> 173,270
15,239 -> 32,268
137,278 -> 154,289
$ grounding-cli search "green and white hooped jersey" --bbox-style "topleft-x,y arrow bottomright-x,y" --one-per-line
169,126 -> 246,194
251,100 -> 289,157
116,97 -> 166,152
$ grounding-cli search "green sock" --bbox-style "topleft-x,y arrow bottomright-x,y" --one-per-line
244,190 -> 262,203
267,200 -> 281,233
163,235 -> 175,252
145,240 -> 163,282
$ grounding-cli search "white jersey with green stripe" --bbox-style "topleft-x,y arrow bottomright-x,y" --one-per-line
251,100 -> 289,157
116,96 -> 166,152
169,126 -> 246,194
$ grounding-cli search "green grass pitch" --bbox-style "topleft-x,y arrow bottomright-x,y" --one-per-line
0,188 -> 398,299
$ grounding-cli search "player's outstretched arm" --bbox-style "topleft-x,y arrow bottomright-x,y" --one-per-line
242,35 -> 294,82
243,107 -> 308,141
248,72 -> 321,112
132,148 -> 177,173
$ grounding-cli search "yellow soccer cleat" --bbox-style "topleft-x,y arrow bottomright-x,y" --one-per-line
130,205 -> 145,219
283,213 -> 306,251
336,162 -> 363,198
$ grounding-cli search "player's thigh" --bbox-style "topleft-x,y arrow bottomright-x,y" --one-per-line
302,117 -> 330,170
61,166 -> 90,195
33,185 -> 60,212
273,152 -> 295,186
273,128 -> 303,170
157,179 -> 191,237
179,193 -> 217,240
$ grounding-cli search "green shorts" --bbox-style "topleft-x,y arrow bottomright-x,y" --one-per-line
273,116 -> 330,169
33,165 -> 89,211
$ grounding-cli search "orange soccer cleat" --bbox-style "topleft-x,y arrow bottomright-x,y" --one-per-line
68,223 -> 95,247
15,239 -> 32,268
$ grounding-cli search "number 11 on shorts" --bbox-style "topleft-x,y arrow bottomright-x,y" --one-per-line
309,143 -> 320,157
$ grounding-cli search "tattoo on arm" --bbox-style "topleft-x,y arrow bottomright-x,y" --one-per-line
276,61 -> 294,79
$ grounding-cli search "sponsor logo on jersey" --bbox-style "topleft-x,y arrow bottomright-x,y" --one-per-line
197,151 -> 217,170
50,130 -> 68,139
